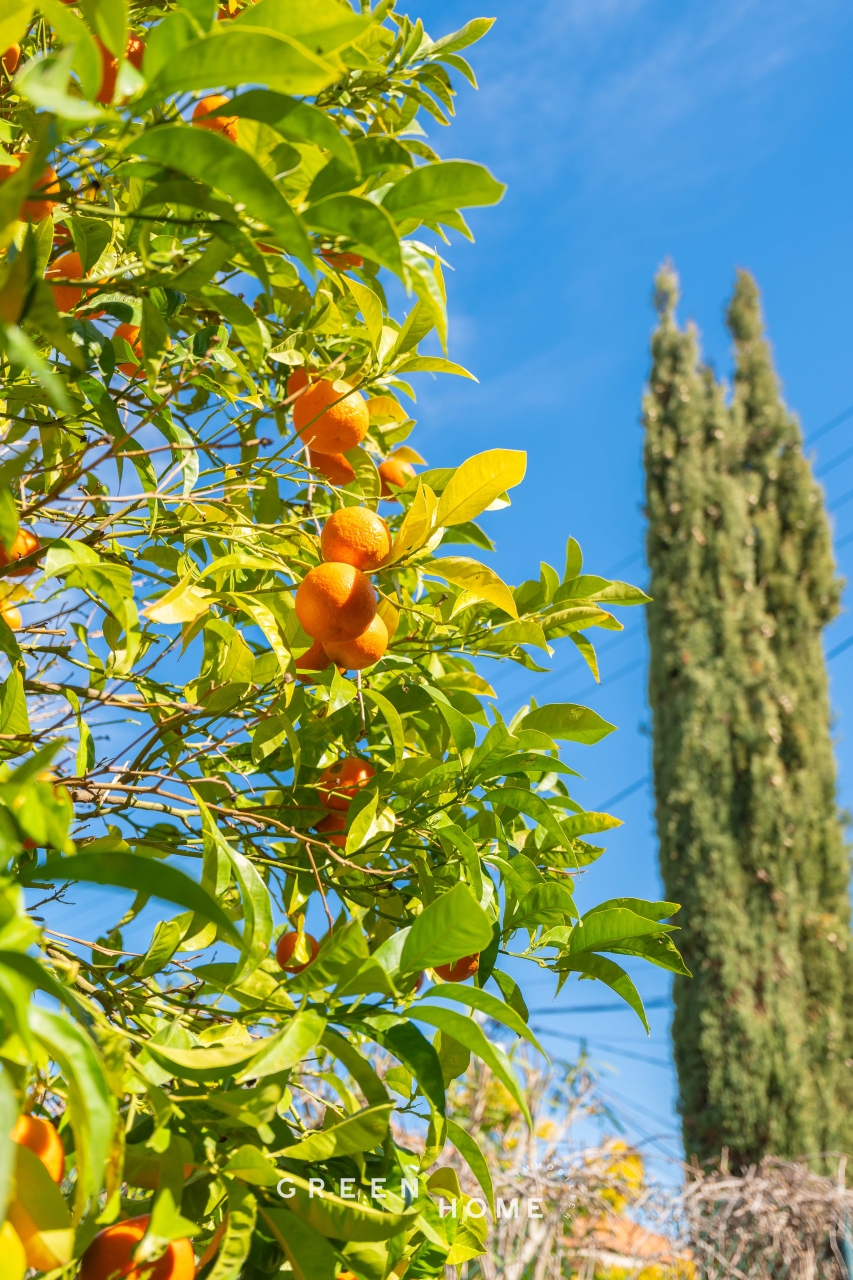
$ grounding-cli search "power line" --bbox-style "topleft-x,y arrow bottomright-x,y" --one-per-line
828,487 -> 853,513
532,1028 -> 673,1069
827,633 -> 853,661
816,443 -> 853,478
596,774 -> 651,811
529,998 -> 670,1016
805,402 -> 853,447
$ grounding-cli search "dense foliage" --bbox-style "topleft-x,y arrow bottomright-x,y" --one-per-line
0,2 -> 685,1274
644,265 -> 853,1168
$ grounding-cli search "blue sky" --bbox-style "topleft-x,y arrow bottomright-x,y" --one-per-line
405,0 -> 853,1160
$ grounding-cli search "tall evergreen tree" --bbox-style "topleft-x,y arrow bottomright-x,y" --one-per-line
644,265 -> 853,1167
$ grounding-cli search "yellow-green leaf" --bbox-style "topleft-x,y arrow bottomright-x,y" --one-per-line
144,575 -> 211,625
429,557 -> 518,618
435,449 -> 526,527
386,481 -> 437,565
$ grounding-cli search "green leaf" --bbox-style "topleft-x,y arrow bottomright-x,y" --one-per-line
207,1183 -> 257,1280
134,919 -> 182,979
510,882 -> 578,931
141,297 -> 170,380
568,907 -> 676,954
428,557 -> 518,619
0,669 -> 30,751
382,161 -> 505,225
41,0 -> 102,99
385,480 -> 438,565
224,1145 -> 281,1186
234,0 -> 374,54
239,1008 -> 327,1080
8,1143 -> 73,1265
129,125 -> 312,268
342,275 -> 384,349
495,620 -> 550,652
363,688 -> 404,770
19,853 -> 243,949
1,324 -> 70,413
269,1169 -> 418,1241
607,932 -> 691,977
489,787 -> 570,849
519,703 -> 616,744
261,1207 -> 338,1280
228,90 -> 357,167
394,356 -> 476,379
146,28 -> 338,98
556,953 -> 649,1032
283,1102 -> 393,1162
197,797 -> 272,982
559,810 -> 622,839
412,1005 -> 531,1126
306,195 -> 402,274
419,985 -> 543,1054
380,1021 -> 445,1117
425,17 -> 496,56
423,684 -> 477,758
400,882 -> 493,973
77,0 -> 127,58
321,1028 -> 389,1107
30,1006 -> 116,1214
446,1119 -> 494,1217
585,897 -> 679,921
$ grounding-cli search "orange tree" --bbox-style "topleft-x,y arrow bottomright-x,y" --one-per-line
0,1 -> 686,1275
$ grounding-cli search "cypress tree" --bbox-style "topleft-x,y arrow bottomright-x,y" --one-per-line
644,264 -> 853,1168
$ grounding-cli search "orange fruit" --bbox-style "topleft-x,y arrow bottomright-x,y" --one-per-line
95,36 -> 118,104
192,95 -> 238,143
318,757 -> 376,811
275,931 -> 320,974
126,35 -> 145,70
323,613 -> 388,671
295,562 -> 376,643
286,367 -> 312,399
81,1215 -> 194,1280
0,528 -> 40,575
320,507 -> 391,572
46,250 -> 84,312
308,449 -> 356,487
2,44 -> 20,78
320,250 -> 363,270
11,1114 -> 65,1182
0,156 -> 60,223
295,637 -> 332,680
378,458 -> 414,499
435,954 -> 480,983
294,379 -> 369,454
313,812 -> 347,848
0,605 -> 21,630
115,322 -> 144,378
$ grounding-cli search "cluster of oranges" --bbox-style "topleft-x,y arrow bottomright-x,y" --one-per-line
8,1114 -> 193,1277
288,368 -> 414,498
295,505 -> 394,672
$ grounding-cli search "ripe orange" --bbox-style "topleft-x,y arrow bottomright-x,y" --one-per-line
0,528 -> 40,575
275,931 -> 320,973
295,637 -> 332,680
286,367 -> 312,399
323,614 -> 388,671
46,250 -> 84,312
115,323 -> 144,378
126,35 -> 145,70
0,156 -> 60,223
320,507 -> 391,573
318,757 -> 376,811
313,811 -> 347,848
81,1215 -> 194,1280
295,562 -> 376,643
320,250 -> 364,270
435,954 -> 480,983
192,95 -> 238,143
378,458 -> 414,499
11,1114 -> 65,1182
2,44 -> 20,78
0,605 -> 21,630
95,36 -> 118,104
308,449 -> 356,487
294,379 -> 369,454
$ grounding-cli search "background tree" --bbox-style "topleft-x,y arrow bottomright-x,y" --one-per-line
645,264 -> 853,1168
